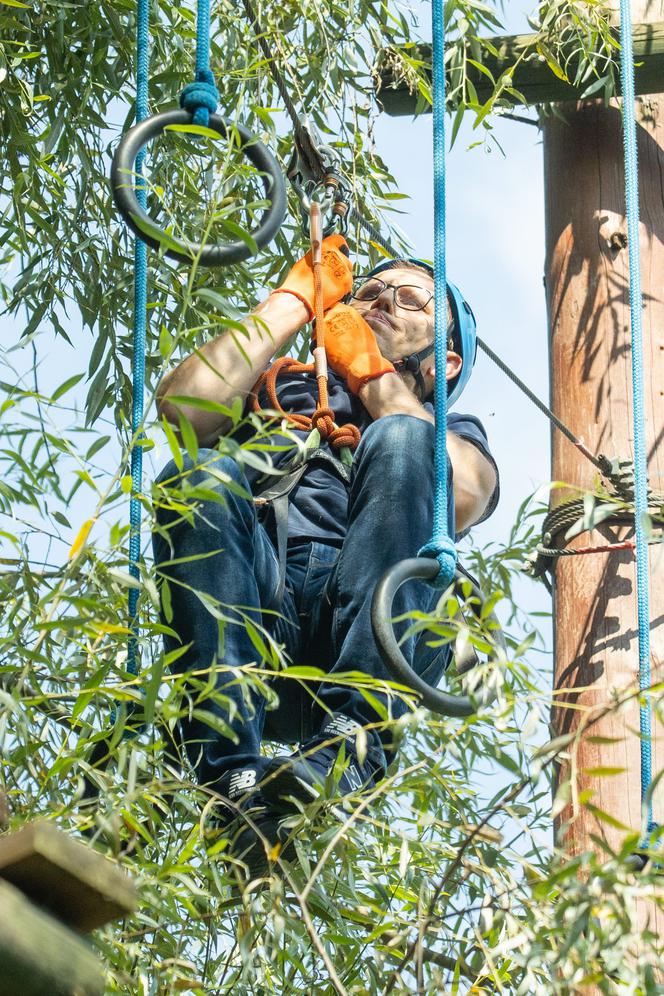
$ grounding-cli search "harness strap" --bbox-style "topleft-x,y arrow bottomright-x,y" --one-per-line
393,342 -> 435,401
270,493 -> 290,606
253,446 -> 351,605
254,460 -> 311,506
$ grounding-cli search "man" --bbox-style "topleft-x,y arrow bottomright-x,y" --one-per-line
153,236 -> 499,877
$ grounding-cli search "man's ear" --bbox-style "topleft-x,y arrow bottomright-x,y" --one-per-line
445,350 -> 462,381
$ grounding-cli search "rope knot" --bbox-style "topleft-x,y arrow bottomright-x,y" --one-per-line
180,69 -> 219,126
312,407 -> 335,439
418,536 -> 457,589
330,423 -> 361,451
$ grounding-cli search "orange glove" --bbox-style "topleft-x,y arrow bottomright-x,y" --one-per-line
322,304 -> 395,395
272,235 -> 353,319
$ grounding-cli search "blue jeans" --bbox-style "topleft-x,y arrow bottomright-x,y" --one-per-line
152,415 -> 450,786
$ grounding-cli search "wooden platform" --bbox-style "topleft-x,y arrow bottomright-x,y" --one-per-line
0,821 -> 137,933
0,877 -> 105,996
376,21 -> 664,114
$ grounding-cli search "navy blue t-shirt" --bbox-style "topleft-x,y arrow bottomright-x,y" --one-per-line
239,369 -> 499,545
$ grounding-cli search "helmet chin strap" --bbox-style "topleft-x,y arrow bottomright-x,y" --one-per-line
392,342 -> 435,400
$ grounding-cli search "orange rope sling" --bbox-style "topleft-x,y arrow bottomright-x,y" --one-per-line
251,203 -> 361,453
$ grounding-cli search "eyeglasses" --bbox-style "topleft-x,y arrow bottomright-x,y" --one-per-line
351,277 -> 434,313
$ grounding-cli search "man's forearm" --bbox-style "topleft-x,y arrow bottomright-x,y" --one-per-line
157,292 -> 309,445
446,432 -> 497,532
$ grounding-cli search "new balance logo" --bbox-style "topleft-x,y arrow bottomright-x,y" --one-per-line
344,764 -> 364,791
326,714 -> 360,738
228,769 -> 257,798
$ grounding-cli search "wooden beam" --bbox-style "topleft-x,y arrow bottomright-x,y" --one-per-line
376,22 -> 664,114
0,822 -> 137,933
0,878 -> 104,996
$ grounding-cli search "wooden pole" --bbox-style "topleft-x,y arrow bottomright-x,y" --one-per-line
544,0 -> 664,966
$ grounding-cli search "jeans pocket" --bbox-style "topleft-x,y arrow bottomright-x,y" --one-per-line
303,544 -> 339,605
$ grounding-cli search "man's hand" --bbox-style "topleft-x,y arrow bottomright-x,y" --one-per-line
272,235 -> 353,319
322,304 -> 395,395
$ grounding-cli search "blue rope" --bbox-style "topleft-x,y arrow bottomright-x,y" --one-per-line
127,0 -> 150,677
619,0 -> 656,837
179,0 -> 219,126
417,0 -> 457,589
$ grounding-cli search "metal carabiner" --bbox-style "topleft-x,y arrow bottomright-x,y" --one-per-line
287,119 -> 351,238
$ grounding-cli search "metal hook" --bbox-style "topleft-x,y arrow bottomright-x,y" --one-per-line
287,118 -> 351,238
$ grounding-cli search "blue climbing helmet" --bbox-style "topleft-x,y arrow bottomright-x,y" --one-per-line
364,258 -> 477,407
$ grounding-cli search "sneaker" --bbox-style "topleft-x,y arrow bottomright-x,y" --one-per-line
262,713 -> 386,811
207,761 -> 295,881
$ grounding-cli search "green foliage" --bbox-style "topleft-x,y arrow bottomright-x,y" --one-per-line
1,1 -> 663,994
381,0 -> 619,136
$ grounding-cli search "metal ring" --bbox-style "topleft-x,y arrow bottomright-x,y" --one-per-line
371,558 -> 506,717
110,109 -> 287,266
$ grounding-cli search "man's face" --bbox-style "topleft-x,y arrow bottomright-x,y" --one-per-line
350,266 -> 435,360
349,266 -> 461,395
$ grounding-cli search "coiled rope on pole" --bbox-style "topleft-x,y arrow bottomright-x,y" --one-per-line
618,0 -> 656,837
527,497 -> 664,593
127,0 -> 150,677
416,0 -> 456,588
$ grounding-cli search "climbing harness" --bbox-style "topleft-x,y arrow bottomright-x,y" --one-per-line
111,0 -> 286,265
